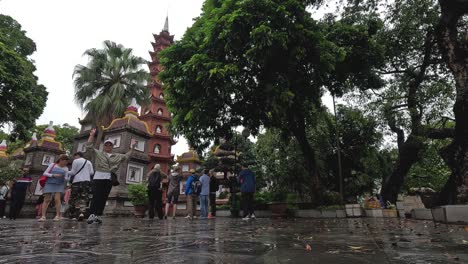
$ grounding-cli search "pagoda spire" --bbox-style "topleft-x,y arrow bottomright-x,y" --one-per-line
163,15 -> 169,32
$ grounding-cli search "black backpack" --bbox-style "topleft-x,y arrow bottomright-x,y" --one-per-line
148,171 -> 161,189
190,176 -> 202,195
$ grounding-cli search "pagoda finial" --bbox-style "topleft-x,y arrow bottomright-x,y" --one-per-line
163,15 -> 169,32
124,98 -> 139,117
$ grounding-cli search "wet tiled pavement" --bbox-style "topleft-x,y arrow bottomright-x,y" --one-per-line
0,217 -> 467,263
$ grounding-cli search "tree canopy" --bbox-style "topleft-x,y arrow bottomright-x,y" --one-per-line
160,0 -> 385,202
73,40 -> 149,128
0,15 -> 48,140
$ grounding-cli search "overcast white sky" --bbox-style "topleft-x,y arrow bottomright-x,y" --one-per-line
0,0 -> 335,155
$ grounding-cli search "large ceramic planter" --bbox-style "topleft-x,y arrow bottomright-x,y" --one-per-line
269,202 -> 288,217
133,205 -> 147,218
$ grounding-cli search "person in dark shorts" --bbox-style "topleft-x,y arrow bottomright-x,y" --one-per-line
164,166 -> 182,219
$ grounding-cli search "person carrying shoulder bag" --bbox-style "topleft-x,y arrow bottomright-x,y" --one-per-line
67,152 -> 94,221
86,128 -> 136,224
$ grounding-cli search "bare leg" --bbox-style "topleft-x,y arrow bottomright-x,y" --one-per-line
164,203 -> 170,217
41,194 -> 52,218
172,203 -> 177,217
54,193 -> 61,218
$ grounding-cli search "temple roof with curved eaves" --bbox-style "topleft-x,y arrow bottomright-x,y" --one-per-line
176,148 -> 202,164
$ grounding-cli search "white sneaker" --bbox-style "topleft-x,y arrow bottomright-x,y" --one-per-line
242,215 -> 251,220
251,214 -> 256,219
87,214 -> 95,224
185,215 -> 191,219
2,216 -> 5,219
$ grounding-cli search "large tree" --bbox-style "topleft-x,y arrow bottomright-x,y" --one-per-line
344,0 -> 456,203
436,0 -> 468,204
73,40 -> 149,141
0,15 -> 48,140
159,0 -> 384,202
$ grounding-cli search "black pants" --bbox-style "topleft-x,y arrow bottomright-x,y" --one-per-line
0,200 -> 6,217
148,188 -> 163,219
9,191 -> 26,219
89,179 -> 112,216
241,192 -> 254,217
209,193 -> 216,216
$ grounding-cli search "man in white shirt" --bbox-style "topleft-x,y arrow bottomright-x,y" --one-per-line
67,152 -> 94,221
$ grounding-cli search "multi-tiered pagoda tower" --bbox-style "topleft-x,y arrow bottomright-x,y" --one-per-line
139,17 -> 176,175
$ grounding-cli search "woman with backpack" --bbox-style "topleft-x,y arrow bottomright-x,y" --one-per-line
38,154 -> 70,221
147,164 -> 165,219
164,166 -> 182,219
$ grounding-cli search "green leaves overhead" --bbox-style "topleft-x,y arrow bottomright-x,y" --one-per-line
0,15 -> 47,140
160,0 -> 384,147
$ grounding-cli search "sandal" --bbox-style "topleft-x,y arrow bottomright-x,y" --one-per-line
37,217 -> 46,222
53,216 -> 61,221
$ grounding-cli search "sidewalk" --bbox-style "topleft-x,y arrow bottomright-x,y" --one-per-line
0,217 -> 467,263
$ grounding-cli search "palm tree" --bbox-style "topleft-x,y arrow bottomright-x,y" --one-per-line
73,40 -> 149,145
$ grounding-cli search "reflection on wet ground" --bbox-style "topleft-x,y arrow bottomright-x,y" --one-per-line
0,217 -> 467,263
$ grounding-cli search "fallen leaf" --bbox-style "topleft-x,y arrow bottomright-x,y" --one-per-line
326,250 -> 340,254
306,244 -> 312,251
462,240 -> 468,244
349,246 -> 363,250
464,227 -> 468,232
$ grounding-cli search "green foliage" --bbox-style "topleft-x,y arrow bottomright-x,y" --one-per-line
127,184 -> 148,206
405,140 -> 451,192
159,0 -> 385,198
0,15 -> 48,140
73,40 -> 149,127
0,158 -> 23,182
322,191 -> 343,206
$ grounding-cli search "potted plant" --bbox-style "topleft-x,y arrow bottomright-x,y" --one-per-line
128,183 -> 148,218
383,202 -> 398,218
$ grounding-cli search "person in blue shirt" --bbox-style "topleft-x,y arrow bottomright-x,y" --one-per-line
199,169 -> 210,218
238,163 -> 256,220
185,169 -> 199,219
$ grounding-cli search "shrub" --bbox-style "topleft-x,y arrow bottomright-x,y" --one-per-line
127,184 -> 148,206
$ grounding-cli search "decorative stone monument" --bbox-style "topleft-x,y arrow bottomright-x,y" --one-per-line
23,122 -> 65,197
175,149 -> 202,208
74,100 -> 152,215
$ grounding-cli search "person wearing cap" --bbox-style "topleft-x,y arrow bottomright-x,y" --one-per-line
67,152 -> 94,221
147,164 -> 166,219
164,165 -> 182,219
184,168 -> 199,219
86,128 -> 136,224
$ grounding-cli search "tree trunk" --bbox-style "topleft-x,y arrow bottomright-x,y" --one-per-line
381,135 -> 425,204
437,0 -> 468,204
290,116 -> 322,205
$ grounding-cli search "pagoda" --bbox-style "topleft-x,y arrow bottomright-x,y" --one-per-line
139,16 -> 176,175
